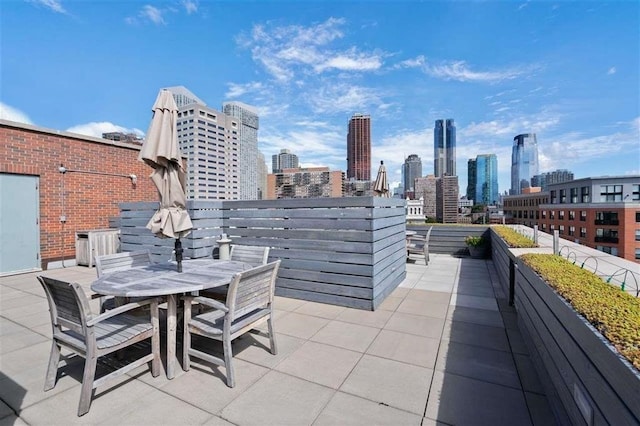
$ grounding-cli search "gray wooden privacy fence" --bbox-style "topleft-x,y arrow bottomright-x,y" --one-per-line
119,197 -> 407,310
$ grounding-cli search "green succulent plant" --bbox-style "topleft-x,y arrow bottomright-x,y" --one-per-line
520,253 -> 640,371
464,235 -> 486,247
493,225 -> 538,248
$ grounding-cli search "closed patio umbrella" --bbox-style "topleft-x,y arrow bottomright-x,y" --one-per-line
139,89 -> 193,272
373,160 -> 389,197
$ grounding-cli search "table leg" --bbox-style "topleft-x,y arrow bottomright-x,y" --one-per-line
166,294 -> 177,379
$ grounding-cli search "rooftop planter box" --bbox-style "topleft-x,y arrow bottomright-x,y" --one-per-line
490,226 -> 540,300
516,254 -> 639,425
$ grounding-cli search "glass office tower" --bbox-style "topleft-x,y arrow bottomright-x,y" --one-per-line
475,154 -> 499,205
510,133 -> 539,195
434,119 -> 456,177
223,101 -> 260,200
402,154 -> 422,197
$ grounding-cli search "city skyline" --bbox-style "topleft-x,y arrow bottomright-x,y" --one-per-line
1,1 -> 638,193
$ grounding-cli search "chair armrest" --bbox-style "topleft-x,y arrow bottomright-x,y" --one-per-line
183,295 -> 229,312
87,297 -> 160,326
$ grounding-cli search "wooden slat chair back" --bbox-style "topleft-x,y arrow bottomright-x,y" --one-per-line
95,250 -> 153,277
94,250 -> 153,311
182,260 -> 281,388
202,245 -> 270,301
406,226 -> 433,265
37,276 -> 161,416
229,245 -> 270,266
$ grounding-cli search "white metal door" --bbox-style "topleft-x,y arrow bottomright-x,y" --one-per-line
0,174 -> 40,275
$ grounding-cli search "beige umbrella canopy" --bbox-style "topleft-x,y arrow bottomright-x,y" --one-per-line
373,160 -> 389,197
139,89 -> 193,270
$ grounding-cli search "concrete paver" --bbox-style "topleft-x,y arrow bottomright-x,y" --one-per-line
0,254 -> 555,425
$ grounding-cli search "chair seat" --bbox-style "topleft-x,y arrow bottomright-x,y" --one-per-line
189,308 -> 270,336
60,315 -> 154,350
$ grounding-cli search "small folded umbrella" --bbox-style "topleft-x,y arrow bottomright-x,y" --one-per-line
139,89 -> 193,271
373,160 -> 389,197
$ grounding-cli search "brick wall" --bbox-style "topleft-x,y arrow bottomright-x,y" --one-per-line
0,121 -> 158,268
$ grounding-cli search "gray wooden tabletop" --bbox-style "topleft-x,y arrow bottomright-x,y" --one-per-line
91,259 -> 252,297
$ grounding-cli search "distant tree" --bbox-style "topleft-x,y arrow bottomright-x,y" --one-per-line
471,204 -> 486,213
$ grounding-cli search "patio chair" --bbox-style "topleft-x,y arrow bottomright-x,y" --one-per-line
94,250 -> 153,312
182,260 -> 281,387
202,245 -> 270,300
407,226 -> 432,265
37,276 -> 160,416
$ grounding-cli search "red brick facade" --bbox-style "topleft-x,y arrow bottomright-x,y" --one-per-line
1,121 -> 157,268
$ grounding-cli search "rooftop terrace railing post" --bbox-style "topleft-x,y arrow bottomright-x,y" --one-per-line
553,230 -> 559,255
533,225 -> 539,245
509,259 -> 516,306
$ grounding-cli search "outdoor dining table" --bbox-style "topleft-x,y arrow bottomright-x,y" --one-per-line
91,258 -> 253,379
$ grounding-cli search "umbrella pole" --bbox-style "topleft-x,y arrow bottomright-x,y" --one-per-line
175,238 -> 183,273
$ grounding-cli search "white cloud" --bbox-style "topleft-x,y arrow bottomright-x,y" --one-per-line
182,0 -> 198,14
140,5 -> 165,25
238,17 -> 384,83
225,82 -> 265,98
310,84 -> 383,114
65,122 -> 144,139
28,0 -> 67,14
607,66 -> 617,75
396,55 -> 535,83
0,103 -> 33,124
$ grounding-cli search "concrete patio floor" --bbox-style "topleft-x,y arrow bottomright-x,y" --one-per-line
0,254 -> 557,425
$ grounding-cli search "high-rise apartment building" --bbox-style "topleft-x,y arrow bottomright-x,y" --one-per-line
266,167 -> 343,199
347,114 -> 371,181
531,169 -> 574,191
475,154 -> 499,205
402,154 -> 422,198
436,175 -> 459,223
510,133 -> 539,195
223,101 -> 260,200
272,149 -> 299,173
166,86 -> 240,200
415,175 -> 437,218
257,151 -> 267,200
434,119 -> 456,177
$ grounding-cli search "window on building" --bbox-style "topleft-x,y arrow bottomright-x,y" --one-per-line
541,223 -> 547,231
550,211 -> 555,219
569,211 -> 575,220
597,246 -> 618,256
580,227 -> 587,238
600,185 -> 623,202
595,211 -> 619,225
581,186 -> 590,203
632,184 -> 640,201
550,224 -> 555,231
569,226 -> 575,236
550,190 -> 557,204
636,229 -> 640,242
637,212 -> 640,222
570,187 -> 578,203
636,249 -> 640,260
542,210 -> 547,219
560,189 -> 567,203
580,211 -> 587,221
559,210 -> 565,220
536,211 -> 540,219
559,225 -> 565,234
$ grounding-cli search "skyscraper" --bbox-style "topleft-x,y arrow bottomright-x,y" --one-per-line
531,169 -> 574,191
347,114 -> 371,181
436,175 -> 459,223
466,158 -> 477,201
475,154 -> 499,205
434,119 -> 456,177
402,154 -> 422,198
223,101 -> 260,200
272,149 -> 299,173
510,133 -> 539,195
165,86 -> 240,200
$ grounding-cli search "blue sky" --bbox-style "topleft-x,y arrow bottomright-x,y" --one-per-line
2,0 -> 639,194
